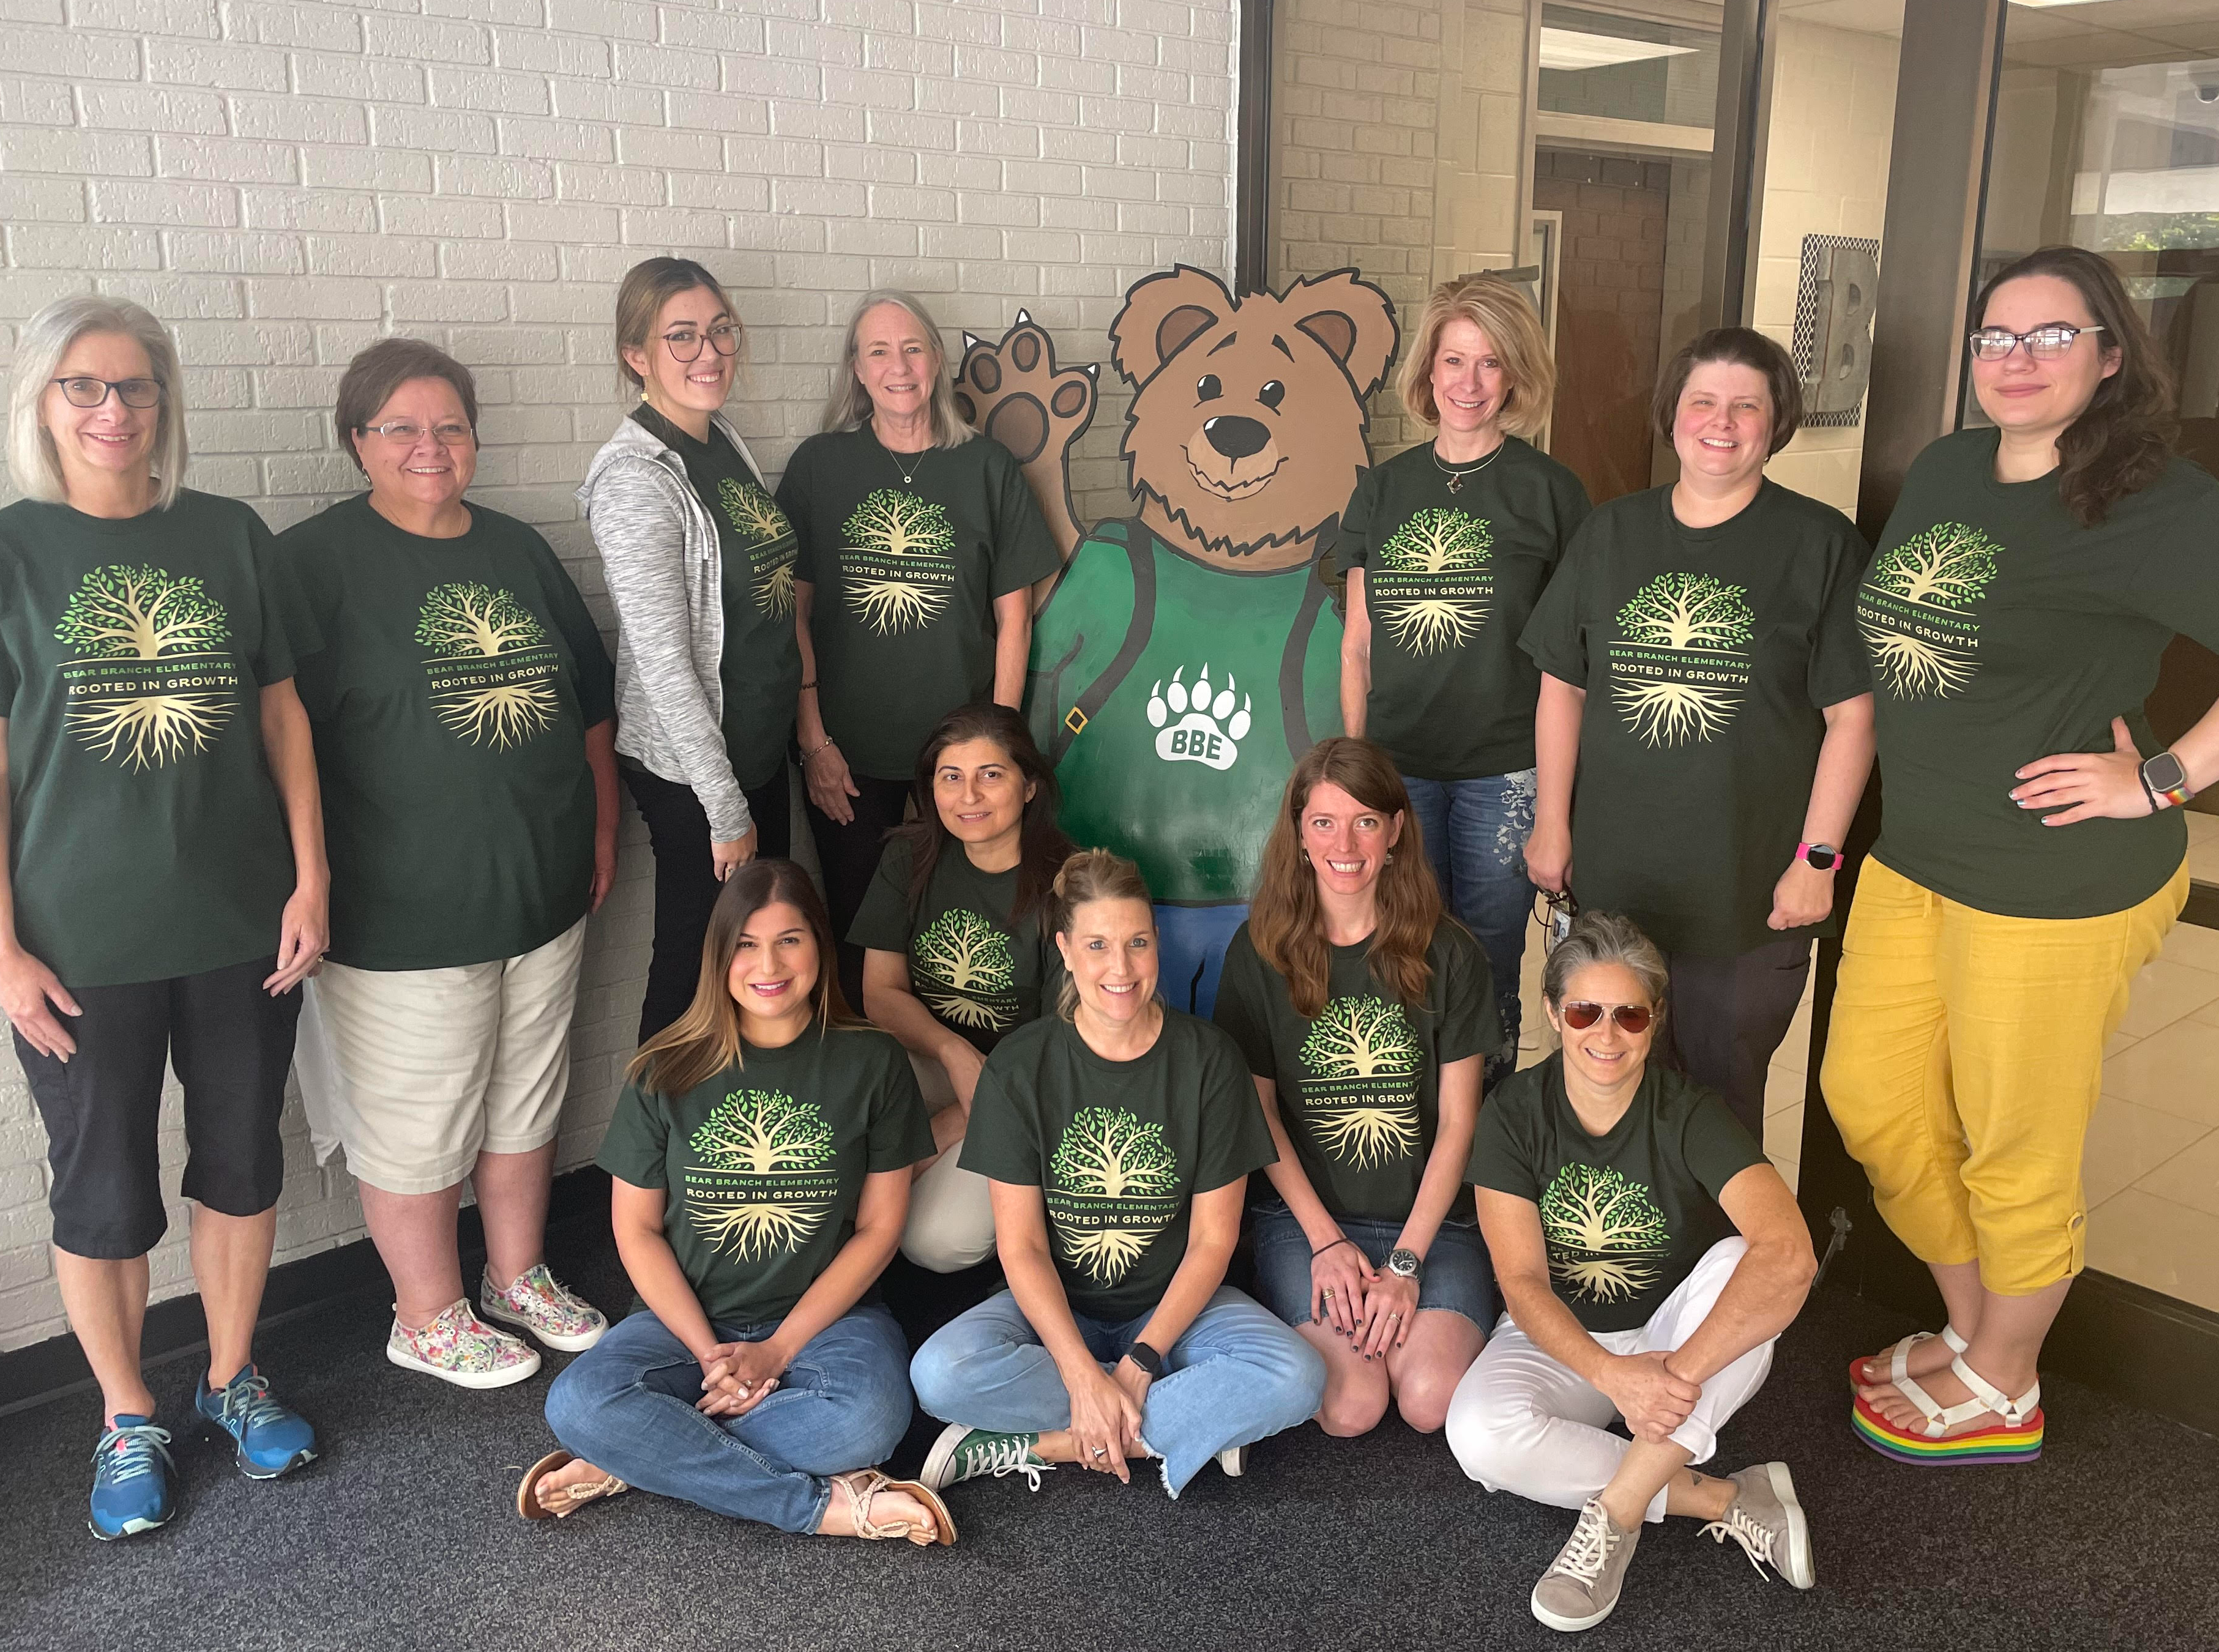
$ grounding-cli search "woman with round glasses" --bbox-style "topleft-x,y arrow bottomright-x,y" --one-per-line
778,290 -> 1061,1011
282,337 -> 619,1388
1826,247 -> 2219,1467
0,296 -> 328,1538
1522,327 -> 1874,1139
1447,911 -> 1818,1632
582,257 -> 802,1041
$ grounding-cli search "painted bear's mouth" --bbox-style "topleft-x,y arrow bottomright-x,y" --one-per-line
1181,443 -> 1285,499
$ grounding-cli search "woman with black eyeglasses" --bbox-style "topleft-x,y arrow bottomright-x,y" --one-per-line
581,258 -> 804,1041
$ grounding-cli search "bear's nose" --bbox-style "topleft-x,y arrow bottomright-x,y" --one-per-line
1203,415 -> 1270,460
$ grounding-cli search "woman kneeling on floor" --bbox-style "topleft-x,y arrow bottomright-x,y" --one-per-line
908,850 -> 1327,1497
1444,911 -> 1817,1632
519,860 -> 955,1545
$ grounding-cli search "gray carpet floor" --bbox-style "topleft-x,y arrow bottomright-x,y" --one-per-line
4,1206 -> 2215,1652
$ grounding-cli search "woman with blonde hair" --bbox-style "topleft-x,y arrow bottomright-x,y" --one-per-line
1213,737 -> 1499,1439
1335,275 -> 1589,1084
0,296 -> 327,1538
777,291 -> 1061,1010
522,859 -> 952,1544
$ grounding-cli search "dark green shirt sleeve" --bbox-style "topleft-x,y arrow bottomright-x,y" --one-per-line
1553,466 -> 1595,549
986,444 -> 1061,598
535,538 -> 617,727
2128,494 -> 2219,649
1674,1074 -> 1768,1200
1808,516 -> 1874,709
1333,465 -> 1384,576
250,513 -> 315,685
776,443 -> 818,584
1519,527 -> 1591,686
1438,927 -> 1502,1068
958,1049 -> 1045,1185
846,836 -> 916,954
1466,1073 -> 1539,1199
1208,929 -> 1279,1081
1192,1021 -> 1278,1193
595,1082 -> 671,1189
865,1036 -> 936,1171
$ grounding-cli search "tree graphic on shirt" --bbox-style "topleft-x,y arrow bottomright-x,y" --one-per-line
1297,996 -> 1423,1167
686,1089 -> 837,1260
912,908 -> 1015,1030
1374,508 -> 1492,655
1049,1107 -> 1180,1283
1538,1163 -> 1669,1304
719,477 -> 796,619
843,489 -> 955,634
1611,573 -> 1755,746
416,582 -> 558,749
1859,522 -> 1999,699
53,564 -> 236,768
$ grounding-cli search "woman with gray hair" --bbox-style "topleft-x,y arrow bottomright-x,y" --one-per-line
777,291 -> 1061,1008
0,295 -> 327,1539
1445,910 -> 1818,1633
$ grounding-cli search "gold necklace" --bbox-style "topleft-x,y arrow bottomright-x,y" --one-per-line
1434,439 -> 1503,494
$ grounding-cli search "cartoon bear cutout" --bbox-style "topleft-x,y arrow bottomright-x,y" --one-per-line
956,266 -> 1400,1013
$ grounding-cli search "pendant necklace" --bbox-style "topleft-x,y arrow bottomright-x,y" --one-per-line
1434,441 -> 1502,495
878,422 -> 927,486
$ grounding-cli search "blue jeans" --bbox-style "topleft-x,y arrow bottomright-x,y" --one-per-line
909,1286 -> 1325,1496
1402,769 -> 1535,1081
1249,1202 -> 1496,1330
1153,902 -> 1250,1018
543,1304 -> 912,1534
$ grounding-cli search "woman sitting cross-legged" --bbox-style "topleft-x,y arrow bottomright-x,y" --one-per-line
519,860 -> 955,1546
1212,737 -> 1499,1438
1444,911 -> 1818,1634
908,849 -> 1326,1497
849,703 -> 1072,1273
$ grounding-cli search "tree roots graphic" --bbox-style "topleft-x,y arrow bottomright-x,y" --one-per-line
1613,678 -> 1739,746
851,578 -> 948,635
1551,1254 -> 1661,1304
1382,598 -> 1485,655
1062,1227 -> 1151,1282
434,682 -> 559,749
690,1199 -> 827,1259
67,693 -> 232,769
1313,1105 -> 1420,1168
758,560 -> 796,619
920,988 -> 1004,1030
1862,625 -> 1975,699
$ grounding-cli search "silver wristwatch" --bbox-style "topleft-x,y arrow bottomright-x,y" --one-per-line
1384,1247 -> 1422,1281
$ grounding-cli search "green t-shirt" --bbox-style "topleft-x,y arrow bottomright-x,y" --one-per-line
961,1010 -> 1277,1323
596,1028 -> 934,1326
1335,437 -> 1591,780
779,428 -> 1059,781
1861,429 -> 2219,918
846,832 -> 1063,1053
1026,521 -> 1343,906
0,491 -> 313,988
283,496 -> 617,972
1520,480 -> 1871,957
632,407 -> 799,791
1468,1053 -> 1764,1334
1212,918 -> 1501,1223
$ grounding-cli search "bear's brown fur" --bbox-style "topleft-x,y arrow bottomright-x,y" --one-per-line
1109,266 -> 1398,573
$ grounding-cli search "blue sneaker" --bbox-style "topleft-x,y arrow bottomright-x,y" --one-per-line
89,1416 -> 176,1541
196,1365 -> 316,1480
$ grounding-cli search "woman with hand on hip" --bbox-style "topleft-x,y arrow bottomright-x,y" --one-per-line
908,850 -> 1325,1498
848,703 -> 1072,1274
1213,737 -> 1499,1438
1521,328 -> 1874,1137
286,338 -> 618,1390
778,291 -> 1061,1011
0,297 -> 327,1538
1336,276 -> 1589,1084
581,258 -> 800,1041
1829,247 -> 2219,1465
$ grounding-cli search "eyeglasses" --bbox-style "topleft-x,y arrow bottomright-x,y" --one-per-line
1967,324 -> 2105,362
51,376 -> 163,409
359,421 -> 476,447
1559,1001 -> 1655,1035
663,324 -> 741,363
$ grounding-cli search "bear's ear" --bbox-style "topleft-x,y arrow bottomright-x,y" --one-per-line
1283,270 -> 1400,402
1110,265 -> 1236,389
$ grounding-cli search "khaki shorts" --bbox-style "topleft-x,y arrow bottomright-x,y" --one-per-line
296,919 -> 588,1195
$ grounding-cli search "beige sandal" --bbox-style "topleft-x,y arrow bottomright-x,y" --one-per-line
516,1449 -> 630,1520
830,1467 -> 958,1547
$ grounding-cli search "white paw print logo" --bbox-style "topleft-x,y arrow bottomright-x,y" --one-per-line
1146,664 -> 1251,772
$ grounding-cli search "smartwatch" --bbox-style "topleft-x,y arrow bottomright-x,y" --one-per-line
1123,1341 -> 1165,1379
1384,1247 -> 1422,1282
2143,751 -> 2195,810
1796,841 -> 1840,871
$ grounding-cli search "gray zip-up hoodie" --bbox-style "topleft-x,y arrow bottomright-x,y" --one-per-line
577,410 -> 763,843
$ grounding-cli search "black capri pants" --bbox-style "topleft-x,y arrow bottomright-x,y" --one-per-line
17,954 -> 302,1260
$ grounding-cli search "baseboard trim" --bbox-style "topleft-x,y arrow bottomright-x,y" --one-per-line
0,1166 -> 614,1419
2041,1267 -> 2219,1437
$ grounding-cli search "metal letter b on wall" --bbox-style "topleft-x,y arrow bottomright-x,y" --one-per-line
1792,235 -> 1881,426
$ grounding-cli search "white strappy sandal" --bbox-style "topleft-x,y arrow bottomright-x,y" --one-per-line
1852,1350 -> 2045,1465
1847,1323 -> 1967,1392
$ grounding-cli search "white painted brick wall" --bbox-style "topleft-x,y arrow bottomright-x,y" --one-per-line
0,0 -> 1239,1355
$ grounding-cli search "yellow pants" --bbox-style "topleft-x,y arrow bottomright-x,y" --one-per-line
1820,856 -> 2187,1296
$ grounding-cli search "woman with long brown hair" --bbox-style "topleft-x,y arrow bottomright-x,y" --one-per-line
518,860 -> 953,1545
1212,737 -> 1501,1438
849,702 -> 1073,1273
1829,246 -> 2219,1466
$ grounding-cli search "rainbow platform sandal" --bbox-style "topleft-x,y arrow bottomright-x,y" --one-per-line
1852,1352 -> 2044,1465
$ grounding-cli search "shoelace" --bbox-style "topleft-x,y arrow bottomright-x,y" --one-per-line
1548,1503 -> 1619,1585
212,1372 -> 289,1433
1701,1504 -> 1777,1579
94,1421 -> 174,1486
968,1436 -> 1051,1492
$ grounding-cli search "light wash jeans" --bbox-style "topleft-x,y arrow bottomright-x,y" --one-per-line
1402,768 -> 1537,1083
909,1285 -> 1326,1496
543,1304 -> 912,1533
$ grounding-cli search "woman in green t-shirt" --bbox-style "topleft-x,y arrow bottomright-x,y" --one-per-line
580,258 -> 801,1041
1828,248 -> 2219,1467
780,291 -> 1062,1012
908,850 -> 1326,1499
1335,276 -> 1590,1086
1523,328 -> 1875,1138
849,703 -> 1073,1274
521,859 -> 952,1544
286,338 -> 619,1393
0,296 -> 329,1538
1214,737 -> 1500,1440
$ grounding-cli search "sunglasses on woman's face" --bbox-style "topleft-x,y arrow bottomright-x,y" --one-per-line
1559,1001 -> 1654,1035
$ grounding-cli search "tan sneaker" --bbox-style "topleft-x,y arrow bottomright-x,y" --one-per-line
386,1300 -> 542,1390
1702,1462 -> 1816,1588
479,1263 -> 608,1353
1531,1499 -> 1641,1632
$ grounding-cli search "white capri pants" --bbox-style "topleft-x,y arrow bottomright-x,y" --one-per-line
1445,1237 -> 1773,1524
899,1050 -> 997,1274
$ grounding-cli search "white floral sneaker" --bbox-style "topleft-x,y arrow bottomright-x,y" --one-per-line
479,1263 -> 608,1353
387,1299 -> 542,1390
